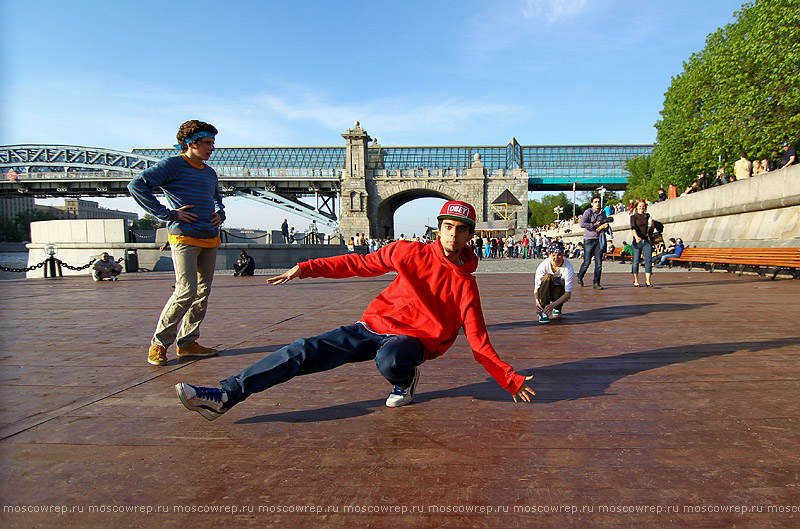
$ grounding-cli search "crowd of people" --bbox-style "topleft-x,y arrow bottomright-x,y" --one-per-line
461,232 -> 584,261
661,142 -> 796,198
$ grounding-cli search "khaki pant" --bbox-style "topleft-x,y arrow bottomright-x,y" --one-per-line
152,243 -> 217,348
538,273 -> 565,309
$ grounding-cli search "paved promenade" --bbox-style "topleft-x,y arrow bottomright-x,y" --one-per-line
1,261 -> 799,528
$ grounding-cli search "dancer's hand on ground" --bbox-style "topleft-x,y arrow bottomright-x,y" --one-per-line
266,265 -> 301,285
513,375 -> 536,403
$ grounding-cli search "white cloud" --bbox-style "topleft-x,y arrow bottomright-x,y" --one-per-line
2,68 -> 526,151
521,0 -> 590,23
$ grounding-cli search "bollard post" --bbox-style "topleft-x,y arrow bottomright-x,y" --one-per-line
43,244 -> 60,279
45,256 -> 57,278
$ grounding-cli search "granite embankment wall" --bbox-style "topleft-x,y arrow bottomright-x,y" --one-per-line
546,164 -> 800,248
25,221 -> 360,278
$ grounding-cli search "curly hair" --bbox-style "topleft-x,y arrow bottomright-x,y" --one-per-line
176,120 -> 218,152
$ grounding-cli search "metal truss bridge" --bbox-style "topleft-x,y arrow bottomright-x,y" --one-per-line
1,140 -> 652,227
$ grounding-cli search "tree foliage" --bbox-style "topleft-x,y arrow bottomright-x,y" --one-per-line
528,193 -> 576,227
0,209 -> 57,242
652,0 -> 800,191
623,155 -> 657,201
133,214 -> 161,230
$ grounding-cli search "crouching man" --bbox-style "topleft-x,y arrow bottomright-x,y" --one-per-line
175,200 -> 536,420
534,241 -> 574,324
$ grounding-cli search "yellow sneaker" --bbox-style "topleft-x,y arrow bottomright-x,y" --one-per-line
177,342 -> 219,359
147,344 -> 167,366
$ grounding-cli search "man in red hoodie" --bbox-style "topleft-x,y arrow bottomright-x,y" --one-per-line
175,201 -> 536,420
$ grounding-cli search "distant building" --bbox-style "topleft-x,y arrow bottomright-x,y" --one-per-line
50,199 -> 138,223
1,197 -> 138,223
0,196 -> 36,221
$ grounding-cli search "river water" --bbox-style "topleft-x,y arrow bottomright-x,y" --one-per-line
0,251 -> 31,280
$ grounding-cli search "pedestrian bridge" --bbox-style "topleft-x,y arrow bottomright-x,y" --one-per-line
0,123 -> 651,235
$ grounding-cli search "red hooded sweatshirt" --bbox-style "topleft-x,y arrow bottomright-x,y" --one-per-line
298,239 -> 526,395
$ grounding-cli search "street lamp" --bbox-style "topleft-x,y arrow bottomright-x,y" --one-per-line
553,205 -> 564,221
597,186 -> 607,208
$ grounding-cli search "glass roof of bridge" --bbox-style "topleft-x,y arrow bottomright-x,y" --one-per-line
132,144 -> 653,175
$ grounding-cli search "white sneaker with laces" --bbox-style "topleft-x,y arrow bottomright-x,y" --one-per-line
385,367 -> 420,408
175,383 -> 229,421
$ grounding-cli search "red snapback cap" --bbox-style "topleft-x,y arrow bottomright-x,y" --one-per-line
437,200 -> 476,227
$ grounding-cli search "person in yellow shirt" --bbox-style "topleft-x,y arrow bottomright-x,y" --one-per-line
128,120 -> 225,366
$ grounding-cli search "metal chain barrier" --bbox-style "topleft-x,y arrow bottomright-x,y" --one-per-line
56,258 -> 97,271
0,260 -> 48,273
129,231 -> 157,241
0,256 -> 121,275
221,229 -> 267,241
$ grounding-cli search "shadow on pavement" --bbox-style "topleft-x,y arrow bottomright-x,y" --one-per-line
234,336 -> 800,424
487,302 -> 716,329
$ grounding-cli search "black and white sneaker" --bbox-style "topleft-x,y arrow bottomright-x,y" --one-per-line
385,367 -> 420,408
175,383 -> 228,421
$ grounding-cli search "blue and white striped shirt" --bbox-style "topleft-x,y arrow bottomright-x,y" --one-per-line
128,156 -> 225,239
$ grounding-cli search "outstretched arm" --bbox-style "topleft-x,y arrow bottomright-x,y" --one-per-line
513,375 -> 536,403
266,265 -> 301,285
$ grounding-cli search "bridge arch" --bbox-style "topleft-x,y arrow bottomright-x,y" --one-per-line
374,182 -> 469,239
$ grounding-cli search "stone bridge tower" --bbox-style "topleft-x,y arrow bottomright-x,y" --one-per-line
338,123 -> 529,239
339,122 -> 372,239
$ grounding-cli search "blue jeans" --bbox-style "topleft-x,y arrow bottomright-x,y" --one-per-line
220,323 -> 425,407
577,238 -> 603,285
631,240 -> 653,274
657,253 -> 677,266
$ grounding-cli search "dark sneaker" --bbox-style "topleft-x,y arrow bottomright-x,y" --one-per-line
593,284 -> 604,290
551,308 -> 562,317
385,367 -> 420,408
578,277 -> 585,287
538,312 -> 550,324
175,383 -> 228,421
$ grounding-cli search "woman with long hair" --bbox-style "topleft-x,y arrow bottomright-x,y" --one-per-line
630,200 -> 654,287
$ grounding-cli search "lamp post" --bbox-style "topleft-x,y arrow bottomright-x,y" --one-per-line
553,205 -> 564,222
43,244 -> 62,278
597,186 -> 607,208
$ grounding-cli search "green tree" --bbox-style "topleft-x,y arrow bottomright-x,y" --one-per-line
653,0 -> 800,185
133,214 -> 162,230
624,155 -> 657,201
0,216 -> 24,242
10,210 -> 57,242
528,193 -> 575,228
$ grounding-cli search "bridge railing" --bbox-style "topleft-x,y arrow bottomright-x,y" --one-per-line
374,168 -> 469,178
214,167 -> 341,179
5,171 -> 138,180
3,168 -> 343,181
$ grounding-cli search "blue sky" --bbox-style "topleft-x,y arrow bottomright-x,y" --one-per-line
1,0 -> 746,234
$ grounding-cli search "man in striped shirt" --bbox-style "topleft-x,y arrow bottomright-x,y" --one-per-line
128,120 -> 225,366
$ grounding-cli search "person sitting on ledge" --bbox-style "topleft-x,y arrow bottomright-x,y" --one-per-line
233,251 -> 256,276
92,252 -> 122,281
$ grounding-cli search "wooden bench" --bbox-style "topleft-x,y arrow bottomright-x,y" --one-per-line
603,247 -> 630,263
666,247 -> 800,279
